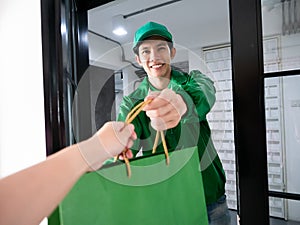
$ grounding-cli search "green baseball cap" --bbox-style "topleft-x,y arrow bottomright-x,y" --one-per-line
133,21 -> 173,49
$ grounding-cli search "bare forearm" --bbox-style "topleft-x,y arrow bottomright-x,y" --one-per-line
0,145 -> 89,225
0,122 -> 136,225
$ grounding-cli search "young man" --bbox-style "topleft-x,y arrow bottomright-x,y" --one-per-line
118,21 -> 231,225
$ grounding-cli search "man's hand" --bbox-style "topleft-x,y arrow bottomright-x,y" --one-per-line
143,89 -> 187,131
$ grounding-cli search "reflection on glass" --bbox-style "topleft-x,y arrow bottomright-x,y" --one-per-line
203,46 -> 237,210
262,0 -> 300,221
269,197 -> 300,224
265,75 -> 300,221
88,1 -> 236,222
88,0 -> 235,198
262,0 -> 300,73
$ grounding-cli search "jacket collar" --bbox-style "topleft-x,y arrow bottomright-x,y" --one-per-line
130,69 -> 188,100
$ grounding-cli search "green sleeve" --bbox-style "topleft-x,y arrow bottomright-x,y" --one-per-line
182,70 -> 216,121
117,96 -> 131,122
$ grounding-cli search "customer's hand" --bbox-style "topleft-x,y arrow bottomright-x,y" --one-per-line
97,122 -> 136,156
143,89 -> 187,131
78,122 -> 136,171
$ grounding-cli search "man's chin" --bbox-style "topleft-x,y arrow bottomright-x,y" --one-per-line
149,73 -> 163,78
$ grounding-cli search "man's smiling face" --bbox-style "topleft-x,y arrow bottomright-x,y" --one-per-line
136,37 -> 176,80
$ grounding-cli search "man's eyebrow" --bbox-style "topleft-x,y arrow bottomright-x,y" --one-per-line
140,46 -> 149,50
139,41 -> 168,51
156,42 -> 168,47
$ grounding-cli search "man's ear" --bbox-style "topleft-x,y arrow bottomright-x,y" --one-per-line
135,55 -> 143,66
171,47 -> 176,59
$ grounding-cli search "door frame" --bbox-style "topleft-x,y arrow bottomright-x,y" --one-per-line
41,0 -> 300,224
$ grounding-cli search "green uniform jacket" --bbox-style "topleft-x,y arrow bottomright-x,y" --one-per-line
118,69 -> 226,204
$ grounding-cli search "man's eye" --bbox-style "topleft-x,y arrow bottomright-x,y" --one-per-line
141,50 -> 150,54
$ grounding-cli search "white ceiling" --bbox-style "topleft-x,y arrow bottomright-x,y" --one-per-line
87,0 -> 283,69
88,0 -> 231,51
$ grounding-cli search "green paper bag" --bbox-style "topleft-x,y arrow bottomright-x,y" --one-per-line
49,147 -> 208,225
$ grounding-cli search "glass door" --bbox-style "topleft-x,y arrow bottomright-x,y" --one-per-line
262,0 -> 300,223
42,0 -> 300,224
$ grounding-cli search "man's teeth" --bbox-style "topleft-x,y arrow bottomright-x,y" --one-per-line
151,64 -> 163,68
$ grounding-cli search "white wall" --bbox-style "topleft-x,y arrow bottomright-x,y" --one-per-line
0,0 -> 46,223
283,75 -> 300,221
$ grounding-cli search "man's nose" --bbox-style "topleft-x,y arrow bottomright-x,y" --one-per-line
149,49 -> 160,61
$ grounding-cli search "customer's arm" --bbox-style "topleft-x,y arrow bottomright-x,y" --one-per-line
0,121 -> 136,225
